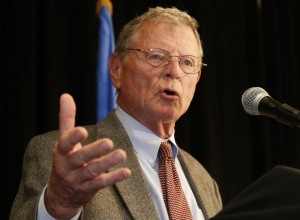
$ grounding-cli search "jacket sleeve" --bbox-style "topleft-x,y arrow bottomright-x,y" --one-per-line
9,131 -> 58,220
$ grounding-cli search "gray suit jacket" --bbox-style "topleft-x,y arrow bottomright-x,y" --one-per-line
10,111 -> 222,220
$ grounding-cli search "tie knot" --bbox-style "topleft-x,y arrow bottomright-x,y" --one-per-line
159,141 -> 173,159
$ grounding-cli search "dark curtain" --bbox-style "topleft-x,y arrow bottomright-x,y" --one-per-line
1,0 -> 300,218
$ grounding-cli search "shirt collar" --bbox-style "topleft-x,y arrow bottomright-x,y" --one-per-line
115,106 -> 178,167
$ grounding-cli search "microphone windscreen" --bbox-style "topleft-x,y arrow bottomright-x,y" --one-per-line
241,87 -> 269,115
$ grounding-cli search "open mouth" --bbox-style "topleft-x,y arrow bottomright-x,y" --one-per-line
162,89 -> 177,97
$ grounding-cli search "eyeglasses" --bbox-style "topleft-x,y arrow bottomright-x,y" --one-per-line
124,48 -> 207,74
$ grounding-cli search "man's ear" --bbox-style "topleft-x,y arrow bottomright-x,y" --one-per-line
196,71 -> 201,82
109,52 -> 122,89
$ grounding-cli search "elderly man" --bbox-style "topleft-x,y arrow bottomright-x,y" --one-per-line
10,7 -> 222,220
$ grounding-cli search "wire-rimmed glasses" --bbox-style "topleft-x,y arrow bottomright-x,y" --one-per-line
124,48 -> 207,74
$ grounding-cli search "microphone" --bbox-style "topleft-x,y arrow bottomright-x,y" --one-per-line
241,87 -> 300,128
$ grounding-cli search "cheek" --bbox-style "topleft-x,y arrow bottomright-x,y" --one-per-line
127,63 -> 158,87
120,68 -> 155,99
184,79 -> 198,97
181,81 -> 198,108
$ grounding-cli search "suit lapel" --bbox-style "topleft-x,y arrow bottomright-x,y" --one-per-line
96,111 -> 159,220
178,150 -> 210,219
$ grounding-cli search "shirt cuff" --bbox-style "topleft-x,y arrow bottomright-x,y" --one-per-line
37,185 -> 82,220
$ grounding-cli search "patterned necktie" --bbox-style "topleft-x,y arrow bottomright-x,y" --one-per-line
158,141 -> 193,220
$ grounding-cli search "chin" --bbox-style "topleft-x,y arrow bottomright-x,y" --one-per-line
159,109 -> 180,122
151,102 -> 182,120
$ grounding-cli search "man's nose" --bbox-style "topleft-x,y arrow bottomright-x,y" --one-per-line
163,56 -> 184,79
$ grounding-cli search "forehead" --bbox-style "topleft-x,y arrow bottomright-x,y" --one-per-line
134,21 -> 202,56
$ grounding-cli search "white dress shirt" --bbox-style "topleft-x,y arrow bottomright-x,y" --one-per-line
37,106 -> 204,220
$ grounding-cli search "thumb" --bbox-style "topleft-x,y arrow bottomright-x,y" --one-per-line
59,93 -> 76,135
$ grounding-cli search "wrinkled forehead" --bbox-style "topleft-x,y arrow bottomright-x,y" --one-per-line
133,21 -> 203,56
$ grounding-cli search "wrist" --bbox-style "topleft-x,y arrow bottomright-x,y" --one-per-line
44,187 -> 82,219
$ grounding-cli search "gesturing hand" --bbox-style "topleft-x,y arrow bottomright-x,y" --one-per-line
45,94 -> 131,219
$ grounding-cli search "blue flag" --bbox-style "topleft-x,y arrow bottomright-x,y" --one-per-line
96,1 -> 116,121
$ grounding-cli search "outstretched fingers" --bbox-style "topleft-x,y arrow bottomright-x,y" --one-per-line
55,127 -> 88,156
67,138 -> 114,169
79,148 -> 128,181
